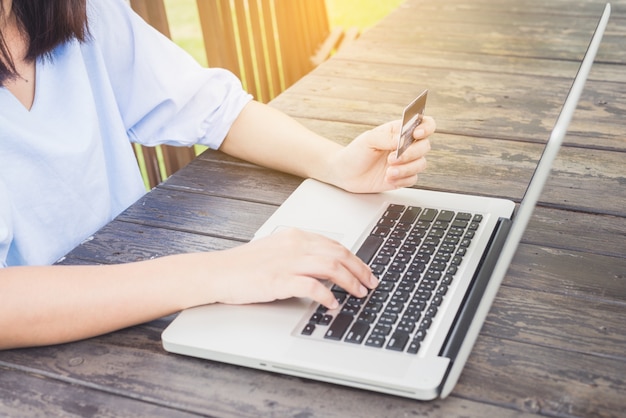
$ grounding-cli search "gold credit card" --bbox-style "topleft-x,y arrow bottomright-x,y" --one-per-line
396,89 -> 428,158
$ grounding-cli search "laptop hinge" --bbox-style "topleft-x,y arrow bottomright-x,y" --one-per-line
438,216 -> 513,362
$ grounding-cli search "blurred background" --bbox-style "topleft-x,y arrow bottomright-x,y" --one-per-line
164,0 -> 403,67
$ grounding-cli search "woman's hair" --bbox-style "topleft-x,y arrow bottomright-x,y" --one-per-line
0,0 -> 89,84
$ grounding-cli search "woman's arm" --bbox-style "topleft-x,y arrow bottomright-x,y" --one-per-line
0,229 -> 377,349
220,101 -> 435,193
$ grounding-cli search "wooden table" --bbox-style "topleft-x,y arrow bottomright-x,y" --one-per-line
2,0 -> 624,416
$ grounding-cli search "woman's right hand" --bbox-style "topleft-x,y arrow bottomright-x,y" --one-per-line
197,228 -> 379,309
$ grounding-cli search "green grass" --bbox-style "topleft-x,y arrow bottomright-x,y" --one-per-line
163,0 -> 403,67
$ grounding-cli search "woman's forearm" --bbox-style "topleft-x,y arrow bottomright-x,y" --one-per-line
219,101 -> 342,183
0,253 -> 212,349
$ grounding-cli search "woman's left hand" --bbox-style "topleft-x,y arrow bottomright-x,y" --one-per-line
325,116 -> 435,193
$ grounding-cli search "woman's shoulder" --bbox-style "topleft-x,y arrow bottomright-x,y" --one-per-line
86,0 -> 140,39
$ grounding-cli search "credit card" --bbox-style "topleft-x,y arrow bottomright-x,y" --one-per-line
396,89 -> 428,158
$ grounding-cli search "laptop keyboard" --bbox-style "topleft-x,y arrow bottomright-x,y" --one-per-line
300,204 -> 483,354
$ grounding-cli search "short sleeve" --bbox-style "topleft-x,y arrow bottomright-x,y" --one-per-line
86,0 -> 253,149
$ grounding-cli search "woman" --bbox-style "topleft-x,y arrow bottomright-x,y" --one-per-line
0,0 -> 434,349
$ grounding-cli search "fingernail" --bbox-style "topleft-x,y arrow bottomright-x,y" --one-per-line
369,274 -> 379,288
359,285 -> 368,297
414,128 -> 425,138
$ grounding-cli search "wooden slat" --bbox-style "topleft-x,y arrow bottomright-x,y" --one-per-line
59,222 -> 240,265
129,0 -> 171,37
129,0 -> 197,188
260,0 -> 284,96
115,187 -> 276,242
268,71 -> 626,151
0,366 -> 198,417
0,334 -> 538,417
195,0 -> 343,101
247,0 -> 271,102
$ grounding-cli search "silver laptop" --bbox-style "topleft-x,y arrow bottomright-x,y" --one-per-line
162,4 -> 610,401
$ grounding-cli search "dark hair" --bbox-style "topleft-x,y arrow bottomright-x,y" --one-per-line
0,0 -> 88,84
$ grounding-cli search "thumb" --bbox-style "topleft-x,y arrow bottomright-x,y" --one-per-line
362,120 -> 401,152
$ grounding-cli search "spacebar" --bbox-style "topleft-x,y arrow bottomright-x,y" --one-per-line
355,235 -> 384,264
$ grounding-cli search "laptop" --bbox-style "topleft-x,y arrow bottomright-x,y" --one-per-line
162,4 -> 610,400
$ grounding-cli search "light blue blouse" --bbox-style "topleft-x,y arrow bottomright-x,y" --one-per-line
0,0 -> 252,266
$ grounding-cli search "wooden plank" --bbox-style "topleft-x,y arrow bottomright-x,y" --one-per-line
268,70 -> 626,151
197,0 -> 241,74
326,48 -> 626,88
485,284 -> 626,359
507,243 -> 626,299
190,133 -> 626,219
164,151 -> 626,256
129,0 -> 171,38
247,0 -> 272,102
0,366 -> 198,417
59,221 -> 240,265
456,336 -> 626,417
0,336 -> 556,418
420,134 -> 626,217
114,188 -> 277,242
523,207 -> 626,258
162,150 -> 302,204
396,0 -> 626,17
362,0 -> 626,63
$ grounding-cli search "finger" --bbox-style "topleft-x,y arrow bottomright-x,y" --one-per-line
281,275 -> 341,310
300,231 -> 375,280
301,243 -> 377,295
388,137 -> 431,165
386,157 -> 427,186
415,116 -> 436,139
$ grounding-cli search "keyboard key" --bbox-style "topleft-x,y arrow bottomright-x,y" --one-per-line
436,210 -> 455,222
324,313 -> 354,340
309,313 -> 322,324
413,329 -> 427,342
331,289 -> 348,304
355,235 -> 384,264
387,331 -> 410,351
302,323 -> 316,335
371,226 -> 391,237
387,204 -> 405,213
456,212 -> 472,221
379,312 -> 398,325
407,341 -> 421,354
419,208 -> 438,222
451,219 -> 469,229
372,323 -> 392,336
345,321 -> 370,344
365,335 -> 386,348
397,320 -> 416,333
358,311 -> 377,323
399,206 -> 422,224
